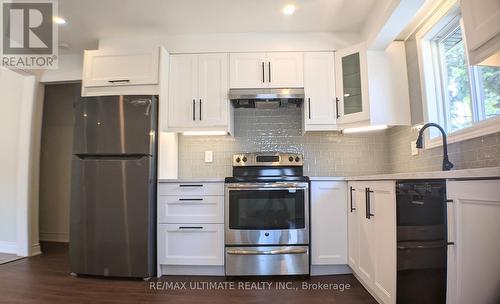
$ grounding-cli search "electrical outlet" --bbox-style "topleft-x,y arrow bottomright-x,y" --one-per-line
205,151 -> 213,163
411,140 -> 419,156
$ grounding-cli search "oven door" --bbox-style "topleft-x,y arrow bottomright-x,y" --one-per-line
225,182 -> 309,245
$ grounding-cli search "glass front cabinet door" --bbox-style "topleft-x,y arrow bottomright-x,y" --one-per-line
335,44 -> 370,124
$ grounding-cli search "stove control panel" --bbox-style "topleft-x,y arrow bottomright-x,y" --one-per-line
233,152 -> 303,167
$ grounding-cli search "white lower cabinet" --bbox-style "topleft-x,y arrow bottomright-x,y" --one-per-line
157,181 -> 225,276
310,180 -> 349,275
347,180 -> 396,304
158,195 -> 223,224
446,179 -> 500,304
158,224 -> 224,266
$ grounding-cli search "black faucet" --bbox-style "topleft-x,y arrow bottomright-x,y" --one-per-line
416,123 -> 454,171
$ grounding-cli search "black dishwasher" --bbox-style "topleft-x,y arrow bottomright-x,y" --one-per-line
396,180 -> 447,304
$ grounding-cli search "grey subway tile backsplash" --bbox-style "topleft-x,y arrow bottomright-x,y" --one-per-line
178,108 -> 390,178
388,126 -> 500,173
177,108 -> 500,178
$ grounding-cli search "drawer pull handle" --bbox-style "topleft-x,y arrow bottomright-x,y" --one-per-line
108,79 -> 130,83
179,198 -> 203,201
227,248 -> 307,255
179,184 -> 204,187
178,226 -> 203,230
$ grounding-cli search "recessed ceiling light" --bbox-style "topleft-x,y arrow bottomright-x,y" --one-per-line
53,16 -> 66,24
282,4 -> 296,15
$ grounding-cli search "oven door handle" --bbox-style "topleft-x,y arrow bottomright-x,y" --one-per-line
226,248 -> 307,255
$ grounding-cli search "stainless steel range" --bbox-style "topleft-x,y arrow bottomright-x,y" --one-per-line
224,152 -> 310,276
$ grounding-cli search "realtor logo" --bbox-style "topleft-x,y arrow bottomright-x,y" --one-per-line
1,0 -> 58,69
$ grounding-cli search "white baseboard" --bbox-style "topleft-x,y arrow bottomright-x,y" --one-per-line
159,265 -> 225,277
311,264 -> 352,276
31,243 -> 42,256
0,241 -> 17,254
39,231 -> 69,243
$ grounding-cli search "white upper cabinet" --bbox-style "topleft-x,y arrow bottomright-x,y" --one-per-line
335,44 -> 370,124
335,42 -> 411,127
83,49 -> 159,88
229,52 -> 303,88
197,54 -> 229,127
167,54 -> 198,129
310,181 -> 347,266
82,47 -> 167,97
266,52 -> 304,88
461,0 -> 500,66
229,53 -> 267,88
167,53 -> 231,132
304,52 -> 337,130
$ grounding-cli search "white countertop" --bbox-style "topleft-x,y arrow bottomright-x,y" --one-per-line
160,167 -> 500,183
308,177 -> 346,181
345,167 -> 500,181
158,178 -> 225,183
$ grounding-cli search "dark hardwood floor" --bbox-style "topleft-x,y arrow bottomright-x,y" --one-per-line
0,242 -> 376,304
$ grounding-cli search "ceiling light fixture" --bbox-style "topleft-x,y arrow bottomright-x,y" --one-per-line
53,16 -> 66,24
282,4 -> 296,15
342,125 -> 388,134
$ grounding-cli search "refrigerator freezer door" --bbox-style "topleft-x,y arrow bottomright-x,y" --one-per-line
70,155 -> 155,278
73,95 -> 157,155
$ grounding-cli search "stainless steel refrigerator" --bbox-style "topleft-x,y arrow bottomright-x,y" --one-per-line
70,95 -> 157,278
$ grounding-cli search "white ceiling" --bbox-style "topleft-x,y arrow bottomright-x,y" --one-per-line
57,0 -> 383,52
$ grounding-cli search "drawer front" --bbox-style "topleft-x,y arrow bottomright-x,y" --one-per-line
158,224 -> 224,266
225,246 -> 309,276
159,182 -> 224,196
158,195 -> 224,224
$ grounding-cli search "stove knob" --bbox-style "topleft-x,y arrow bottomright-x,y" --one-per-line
242,156 -> 247,162
235,157 -> 241,163
289,156 -> 294,162
295,156 -> 300,162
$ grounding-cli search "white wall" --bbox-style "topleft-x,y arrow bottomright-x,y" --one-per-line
0,68 -> 24,252
40,54 -> 83,83
98,32 -> 361,53
0,68 -> 42,255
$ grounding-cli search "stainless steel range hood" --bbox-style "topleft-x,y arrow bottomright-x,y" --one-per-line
229,88 -> 304,109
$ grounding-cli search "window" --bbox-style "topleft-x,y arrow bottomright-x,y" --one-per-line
417,3 -> 500,143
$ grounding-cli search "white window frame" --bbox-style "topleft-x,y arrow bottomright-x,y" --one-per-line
416,0 -> 500,149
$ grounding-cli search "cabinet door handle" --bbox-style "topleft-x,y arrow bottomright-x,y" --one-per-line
178,226 -> 203,230
179,184 -> 203,187
199,99 -> 202,121
192,99 -> 196,121
308,98 -> 311,119
446,199 -> 455,245
178,198 -> 203,201
262,62 -> 265,83
335,97 -> 340,119
350,186 -> 356,212
108,79 -> 130,84
365,188 -> 374,219
268,62 -> 271,83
